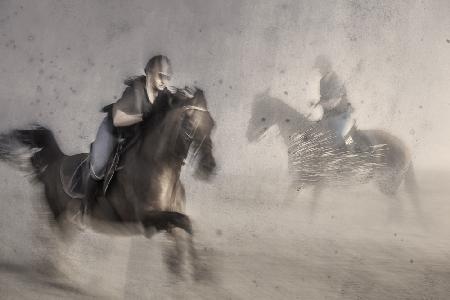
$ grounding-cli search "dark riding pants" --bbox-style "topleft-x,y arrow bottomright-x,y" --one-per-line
90,116 -> 117,180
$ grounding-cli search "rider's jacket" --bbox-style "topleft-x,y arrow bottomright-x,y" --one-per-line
319,71 -> 352,118
102,76 -> 171,138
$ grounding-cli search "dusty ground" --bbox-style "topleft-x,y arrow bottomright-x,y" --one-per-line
1,169 -> 450,299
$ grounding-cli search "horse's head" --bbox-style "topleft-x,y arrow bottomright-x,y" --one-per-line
179,88 -> 216,180
247,90 -> 317,143
144,87 -> 216,180
246,90 -> 279,142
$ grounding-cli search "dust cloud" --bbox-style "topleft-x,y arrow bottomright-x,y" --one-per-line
1,0 -> 450,299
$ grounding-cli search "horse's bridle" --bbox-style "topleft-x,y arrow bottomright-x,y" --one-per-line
167,104 -> 210,205
180,105 -> 209,140
180,104 -> 209,146
182,105 -> 208,113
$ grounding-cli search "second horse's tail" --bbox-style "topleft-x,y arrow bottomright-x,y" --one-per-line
404,162 -> 419,196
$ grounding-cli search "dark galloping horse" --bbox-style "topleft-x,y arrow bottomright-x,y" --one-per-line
246,91 -> 420,215
0,88 -> 216,278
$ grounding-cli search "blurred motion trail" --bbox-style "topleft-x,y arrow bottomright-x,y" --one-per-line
1,170 -> 449,299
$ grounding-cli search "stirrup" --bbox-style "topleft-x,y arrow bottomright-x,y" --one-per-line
67,206 -> 88,230
80,201 -> 88,216
344,135 -> 354,145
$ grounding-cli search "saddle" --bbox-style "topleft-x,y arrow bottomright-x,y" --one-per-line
60,153 -> 89,199
60,133 -> 138,199
346,125 -> 373,153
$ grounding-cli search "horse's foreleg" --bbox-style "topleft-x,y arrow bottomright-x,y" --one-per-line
165,226 -> 214,282
164,228 -> 187,279
309,181 -> 325,219
284,180 -> 303,204
186,231 -> 215,282
403,164 -> 427,225
142,210 -> 193,279
142,211 -> 192,236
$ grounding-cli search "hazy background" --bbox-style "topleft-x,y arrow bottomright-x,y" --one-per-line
1,0 -> 450,299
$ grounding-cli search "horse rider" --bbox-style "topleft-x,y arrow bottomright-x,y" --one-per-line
81,55 -> 174,215
311,55 -> 355,148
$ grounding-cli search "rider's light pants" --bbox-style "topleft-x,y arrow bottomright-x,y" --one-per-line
324,111 -> 353,145
89,116 -> 117,180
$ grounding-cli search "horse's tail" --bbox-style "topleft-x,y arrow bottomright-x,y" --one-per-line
404,161 -> 419,196
404,159 -> 428,226
0,124 -> 63,178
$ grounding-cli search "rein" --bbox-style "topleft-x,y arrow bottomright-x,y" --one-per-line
182,105 -> 208,113
167,104 -> 209,208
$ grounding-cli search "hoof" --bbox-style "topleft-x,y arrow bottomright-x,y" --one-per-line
171,213 -> 193,235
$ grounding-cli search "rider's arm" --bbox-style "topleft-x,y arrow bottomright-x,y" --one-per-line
319,97 -> 342,110
319,72 -> 347,111
111,84 -> 145,127
112,106 -> 143,127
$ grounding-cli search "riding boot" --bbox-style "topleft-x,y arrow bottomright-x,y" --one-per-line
81,166 -> 100,216
344,135 -> 356,153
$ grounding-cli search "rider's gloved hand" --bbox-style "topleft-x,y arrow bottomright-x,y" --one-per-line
180,86 -> 196,99
306,100 -> 324,122
166,86 -> 195,99
167,85 -> 178,94
308,100 -> 318,108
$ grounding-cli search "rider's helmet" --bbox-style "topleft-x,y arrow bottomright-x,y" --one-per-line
145,55 -> 173,92
145,55 -> 173,78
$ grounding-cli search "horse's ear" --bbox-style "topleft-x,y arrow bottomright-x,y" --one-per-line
192,88 -> 207,106
255,88 -> 271,99
254,87 -> 271,103
193,87 -> 203,97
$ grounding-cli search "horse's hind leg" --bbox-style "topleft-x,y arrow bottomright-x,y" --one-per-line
284,180 -> 303,204
377,175 -> 402,196
376,170 -> 405,222
403,164 -> 428,226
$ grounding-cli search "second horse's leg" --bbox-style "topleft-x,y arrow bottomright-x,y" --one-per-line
309,181 -> 324,218
284,180 -> 304,205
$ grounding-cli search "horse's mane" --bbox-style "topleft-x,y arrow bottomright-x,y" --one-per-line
141,86 -> 211,136
122,75 -> 206,109
123,75 -> 145,86
172,87 -> 207,109
254,93 -> 305,120
136,86 -> 211,160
